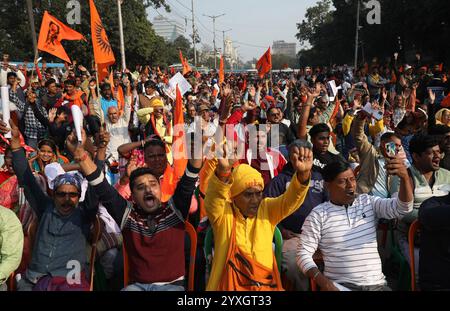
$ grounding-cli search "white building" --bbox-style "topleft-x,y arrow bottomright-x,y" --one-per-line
224,38 -> 238,69
272,40 -> 297,58
152,15 -> 185,42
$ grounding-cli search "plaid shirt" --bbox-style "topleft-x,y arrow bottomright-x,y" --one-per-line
9,89 -> 48,139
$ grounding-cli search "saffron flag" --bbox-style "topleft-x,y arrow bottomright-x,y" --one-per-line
89,0 -> 115,82
160,86 -> 188,201
179,50 -> 192,75
172,85 -> 188,179
37,11 -> 85,63
256,47 -> 272,78
219,55 -> 224,84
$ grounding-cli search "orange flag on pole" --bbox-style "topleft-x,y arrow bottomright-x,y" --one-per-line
109,70 -> 114,90
172,85 -> 188,179
89,0 -> 115,82
256,47 -> 272,78
179,50 -> 192,75
37,11 -> 85,63
160,86 -> 188,201
219,55 -> 224,84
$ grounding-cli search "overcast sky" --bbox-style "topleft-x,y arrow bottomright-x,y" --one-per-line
146,0 -> 318,62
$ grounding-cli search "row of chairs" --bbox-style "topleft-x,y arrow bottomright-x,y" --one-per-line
6,216 -> 420,291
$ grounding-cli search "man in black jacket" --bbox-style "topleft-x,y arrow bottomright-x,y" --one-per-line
418,193 -> 450,291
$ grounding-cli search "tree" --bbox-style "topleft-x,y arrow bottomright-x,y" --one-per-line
296,0 -> 333,47
0,0 -> 176,68
271,54 -> 298,70
296,0 -> 450,66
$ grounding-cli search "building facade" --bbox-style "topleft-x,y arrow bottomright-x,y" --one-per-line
152,15 -> 185,42
272,40 -> 297,58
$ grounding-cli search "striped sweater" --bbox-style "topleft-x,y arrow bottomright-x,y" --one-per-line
297,194 -> 413,286
87,163 -> 199,285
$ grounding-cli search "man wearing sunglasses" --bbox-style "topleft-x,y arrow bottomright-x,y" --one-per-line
4,120 -> 98,291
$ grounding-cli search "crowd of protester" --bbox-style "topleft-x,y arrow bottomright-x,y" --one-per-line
0,52 -> 449,291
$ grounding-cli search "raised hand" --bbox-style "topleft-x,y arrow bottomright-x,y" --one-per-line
307,83 -> 321,99
66,127 -> 87,155
428,89 -> 435,103
289,145 -> 313,183
223,84 -> 232,98
126,154 -> 139,177
248,86 -> 256,98
216,141 -> 231,174
241,100 -> 257,112
381,88 -> 388,101
48,108 -> 57,122
98,124 -> 110,149
0,119 -> 10,135
385,155 -> 409,180
8,119 -> 21,150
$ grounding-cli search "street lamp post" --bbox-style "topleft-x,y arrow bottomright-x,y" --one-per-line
191,0 -> 197,67
354,0 -> 361,71
203,13 -> 225,70
117,0 -> 126,70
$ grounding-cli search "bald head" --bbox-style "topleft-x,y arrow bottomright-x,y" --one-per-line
107,106 -> 119,123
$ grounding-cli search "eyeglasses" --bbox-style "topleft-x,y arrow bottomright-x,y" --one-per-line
55,191 -> 80,198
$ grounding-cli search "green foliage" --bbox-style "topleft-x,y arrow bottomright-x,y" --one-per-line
296,0 -> 450,66
0,0 -> 190,69
296,0 -> 333,47
271,54 -> 298,70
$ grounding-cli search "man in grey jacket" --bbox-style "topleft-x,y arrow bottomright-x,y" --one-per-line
6,120 -> 99,291
351,110 -> 406,198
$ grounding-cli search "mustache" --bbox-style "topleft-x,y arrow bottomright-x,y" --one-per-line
60,201 -> 76,208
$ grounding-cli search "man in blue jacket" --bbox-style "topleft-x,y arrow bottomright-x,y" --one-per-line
264,139 -> 328,290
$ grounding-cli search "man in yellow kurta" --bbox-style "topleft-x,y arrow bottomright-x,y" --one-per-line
205,141 -> 313,290
141,97 -> 174,164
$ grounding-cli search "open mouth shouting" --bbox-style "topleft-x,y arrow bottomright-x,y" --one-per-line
345,189 -> 356,199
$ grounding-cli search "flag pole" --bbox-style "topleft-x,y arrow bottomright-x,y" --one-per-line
270,47 -> 273,84
95,63 -> 100,97
26,0 -> 38,62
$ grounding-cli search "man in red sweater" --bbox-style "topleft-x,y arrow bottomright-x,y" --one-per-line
74,141 -> 202,291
